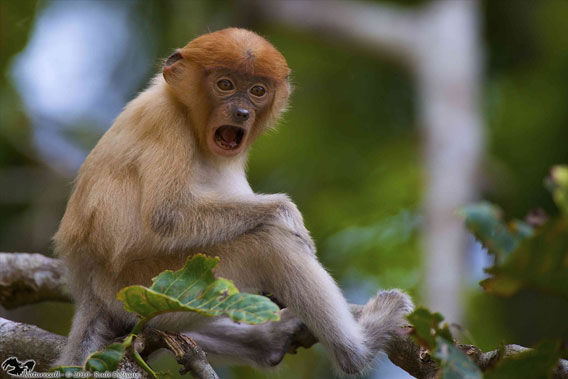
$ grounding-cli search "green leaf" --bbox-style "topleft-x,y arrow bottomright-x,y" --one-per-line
547,165 -> 568,214
481,219 -> 568,299
462,177 -> 568,299
434,337 -> 483,379
407,308 -> 482,378
117,254 -> 280,325
407,307 -> 453,349
485,340 -> 563,379
459,202 -> 533,263
84,342 -> 126,372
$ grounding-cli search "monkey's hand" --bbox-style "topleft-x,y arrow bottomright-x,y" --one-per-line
258,193 -> 316,255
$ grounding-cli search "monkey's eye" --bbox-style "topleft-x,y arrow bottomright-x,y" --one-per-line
217,79 -> 234,91
250,85 -> 266,97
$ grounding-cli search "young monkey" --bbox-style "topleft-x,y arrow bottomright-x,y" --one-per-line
54,28 -> 413,373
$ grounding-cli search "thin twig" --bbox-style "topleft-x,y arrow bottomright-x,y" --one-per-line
139,329 -> 219,379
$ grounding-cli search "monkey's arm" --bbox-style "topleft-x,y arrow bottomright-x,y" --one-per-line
142,190 -> 306,251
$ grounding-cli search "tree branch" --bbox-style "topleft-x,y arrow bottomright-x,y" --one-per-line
0,316 -> 66,372
1,252 -> 566,378
0,252 -> 71,308
0,317 -> 218,379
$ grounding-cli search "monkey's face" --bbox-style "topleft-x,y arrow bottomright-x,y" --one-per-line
162,28 -> 291,158
204,70 -> 274,157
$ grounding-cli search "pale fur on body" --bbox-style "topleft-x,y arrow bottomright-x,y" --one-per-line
54,28 -> 413,374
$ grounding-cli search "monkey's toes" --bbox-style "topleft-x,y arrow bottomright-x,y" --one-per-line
360,289 -> 414,340
373,289 -> 414,317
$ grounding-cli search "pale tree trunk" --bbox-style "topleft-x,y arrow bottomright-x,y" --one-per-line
416,1 -> 483,323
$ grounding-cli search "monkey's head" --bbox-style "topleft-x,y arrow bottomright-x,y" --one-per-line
163,28 -> 291,158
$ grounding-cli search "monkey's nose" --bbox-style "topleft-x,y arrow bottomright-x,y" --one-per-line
234,107 -> 250,122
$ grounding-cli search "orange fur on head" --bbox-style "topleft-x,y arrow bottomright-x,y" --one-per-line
162,28 -> 292,156
181,28 -> 290,81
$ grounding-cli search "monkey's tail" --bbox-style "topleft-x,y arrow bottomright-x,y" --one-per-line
358,289 -> 414,357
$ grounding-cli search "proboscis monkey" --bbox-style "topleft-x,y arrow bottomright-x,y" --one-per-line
55,28 -> 413,373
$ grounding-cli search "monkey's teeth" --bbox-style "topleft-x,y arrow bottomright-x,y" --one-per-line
215,126 -> 244,150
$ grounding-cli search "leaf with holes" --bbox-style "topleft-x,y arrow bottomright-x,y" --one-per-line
117,254 -> 280,325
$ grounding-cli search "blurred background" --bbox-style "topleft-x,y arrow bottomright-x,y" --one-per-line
1,0 -> 567,378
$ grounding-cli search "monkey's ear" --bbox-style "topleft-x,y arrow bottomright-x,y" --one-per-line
163,49 -> 186,84
165,49 -> 184,66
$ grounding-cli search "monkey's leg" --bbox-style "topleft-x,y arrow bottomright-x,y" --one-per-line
183,291 -> 413,370
207,225 -> 370,374
55,297 -> 133,366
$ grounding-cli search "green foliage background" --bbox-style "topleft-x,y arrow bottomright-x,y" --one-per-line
1,1 -> 567,378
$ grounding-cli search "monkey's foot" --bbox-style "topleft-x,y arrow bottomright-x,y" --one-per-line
257,308 -> 307,367
359,289 -> 415,353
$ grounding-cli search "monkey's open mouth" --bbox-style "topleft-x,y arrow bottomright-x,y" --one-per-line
214,125 -> 245,150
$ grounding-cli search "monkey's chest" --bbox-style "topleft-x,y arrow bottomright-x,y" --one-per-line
193,171 -> 253,198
